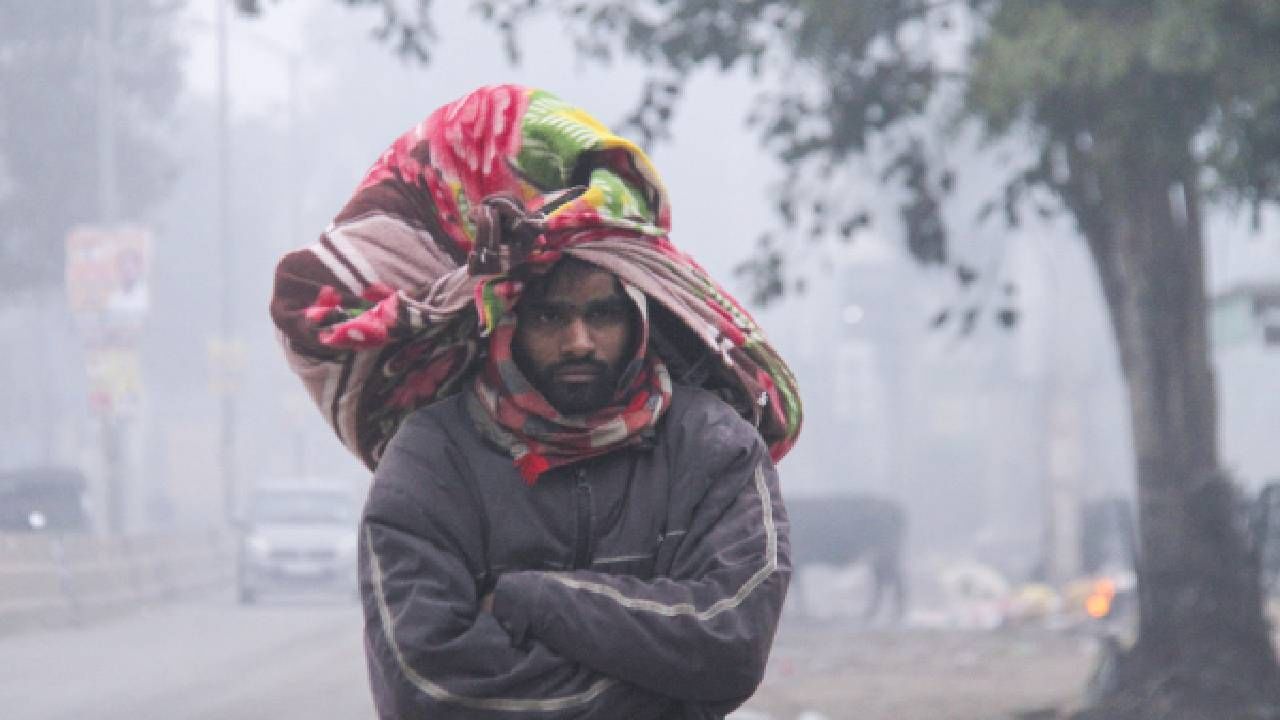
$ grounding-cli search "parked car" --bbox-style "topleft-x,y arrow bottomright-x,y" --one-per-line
236,480 -> 361,604
0,466 -> 90,533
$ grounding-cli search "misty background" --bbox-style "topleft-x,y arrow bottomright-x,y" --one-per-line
2,2 -> 1279,718
7,0 -> 1276,569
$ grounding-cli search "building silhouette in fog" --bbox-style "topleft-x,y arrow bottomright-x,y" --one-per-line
1212,282 -> 1280,489
774,231 -> 1136,584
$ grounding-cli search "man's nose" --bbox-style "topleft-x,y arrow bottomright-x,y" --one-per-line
561,317 -> 595,357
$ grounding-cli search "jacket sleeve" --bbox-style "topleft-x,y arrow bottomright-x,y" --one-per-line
489,417 -> 792,706
360,432 -> 679,720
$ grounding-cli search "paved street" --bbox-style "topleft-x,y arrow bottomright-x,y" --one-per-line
0,590 -> 1104,720
0,592 -> 373,720
746,620 -> 1096,720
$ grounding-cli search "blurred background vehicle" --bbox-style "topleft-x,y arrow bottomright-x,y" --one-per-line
0,466 -> 91,534
235,479 -> 360,604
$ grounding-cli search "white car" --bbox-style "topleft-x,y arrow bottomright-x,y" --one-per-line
236,482 -> 362,604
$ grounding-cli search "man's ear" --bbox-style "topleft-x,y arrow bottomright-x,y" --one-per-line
623,289 -> 645,359
509,324 -> 535,380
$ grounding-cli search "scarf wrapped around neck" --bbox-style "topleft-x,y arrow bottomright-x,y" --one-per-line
470,283 -> 673,484
269,84 -> 802,474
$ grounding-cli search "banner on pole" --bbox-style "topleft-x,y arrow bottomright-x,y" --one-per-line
65,225 -> 153,417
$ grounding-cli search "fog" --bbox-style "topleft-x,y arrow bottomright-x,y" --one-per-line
3,3 -> 1279,719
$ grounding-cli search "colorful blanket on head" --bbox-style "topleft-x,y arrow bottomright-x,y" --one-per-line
269,84 -> 802,472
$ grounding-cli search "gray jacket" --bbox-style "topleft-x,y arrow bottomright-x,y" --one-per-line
359,384 -> 791,719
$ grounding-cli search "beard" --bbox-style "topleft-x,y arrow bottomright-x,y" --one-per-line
523,357 -> 623,416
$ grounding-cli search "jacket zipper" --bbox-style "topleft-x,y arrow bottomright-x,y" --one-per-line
572,468 -> 592,569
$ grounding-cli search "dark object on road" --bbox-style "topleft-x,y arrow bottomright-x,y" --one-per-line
0,466 -> 90,533
783,493 -> 907,620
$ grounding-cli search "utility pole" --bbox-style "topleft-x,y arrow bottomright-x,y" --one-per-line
96,0 -> 118,223
216,0 -> 237,525
288,53 -> 304,477
96,0 -> 126,536
287,53 -> 301,252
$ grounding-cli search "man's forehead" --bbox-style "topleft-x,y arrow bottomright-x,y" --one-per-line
530,261 -> 623,302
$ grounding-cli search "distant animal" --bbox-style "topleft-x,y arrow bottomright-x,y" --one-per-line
781,493 -> 908,620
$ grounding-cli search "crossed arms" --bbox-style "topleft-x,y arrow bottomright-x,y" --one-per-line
359,426 -> 791,719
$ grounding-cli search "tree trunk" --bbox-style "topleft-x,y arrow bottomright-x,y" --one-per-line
1072,140 -> 1280,718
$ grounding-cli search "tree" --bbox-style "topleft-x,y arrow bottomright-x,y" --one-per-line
0,2 -> 183,296
244,1 -> 1280,715
963,6 -> 1280,717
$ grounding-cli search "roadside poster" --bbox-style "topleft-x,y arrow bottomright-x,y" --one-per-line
64,225 -> 154,416
65,225 -> 152,337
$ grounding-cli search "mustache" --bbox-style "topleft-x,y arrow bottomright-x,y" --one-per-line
547,359 -> 610,377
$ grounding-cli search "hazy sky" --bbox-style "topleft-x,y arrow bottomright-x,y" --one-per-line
161,0 -> 1277,503
177,0 -> 780,286
176,0 -> 1279,313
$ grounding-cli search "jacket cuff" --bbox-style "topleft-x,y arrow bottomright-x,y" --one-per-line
491,571 -> 541,648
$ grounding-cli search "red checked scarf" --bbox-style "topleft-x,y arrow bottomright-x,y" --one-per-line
470,284 -> 673,484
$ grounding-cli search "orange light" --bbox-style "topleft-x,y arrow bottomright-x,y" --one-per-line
1085,578 -> 1117,619
1085,593 -> 1111,618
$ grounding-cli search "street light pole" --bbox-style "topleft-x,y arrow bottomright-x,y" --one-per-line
96,0 -> 118,223
287,53 -> 300,253
95,0 -> 127,536
196,8 -> 300,520
216,0 -> 237,525
235,26 -> 302,251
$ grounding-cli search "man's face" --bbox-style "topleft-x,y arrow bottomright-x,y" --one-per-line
513,261 -> 637,415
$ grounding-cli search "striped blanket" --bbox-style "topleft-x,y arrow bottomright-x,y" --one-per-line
269,85 -> 801,471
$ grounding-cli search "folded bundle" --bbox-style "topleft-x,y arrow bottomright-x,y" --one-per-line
269,85 -> 801,471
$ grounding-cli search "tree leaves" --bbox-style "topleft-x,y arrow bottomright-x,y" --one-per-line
733,233 -> 785,306
276,0 -> 1280,311
0,1 -> 183,295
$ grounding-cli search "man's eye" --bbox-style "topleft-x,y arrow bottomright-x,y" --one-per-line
585,303 -> 628,326
523,305 -> 574,327
533,308 -> 568,326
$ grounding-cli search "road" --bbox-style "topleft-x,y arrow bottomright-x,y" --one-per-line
0,592 -> 1096,720
747,620 -> 1095,720
0,592 -> 373,720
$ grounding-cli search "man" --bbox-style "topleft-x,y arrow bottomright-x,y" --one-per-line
360,254 -> 789,718
269,85 -> 801,719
